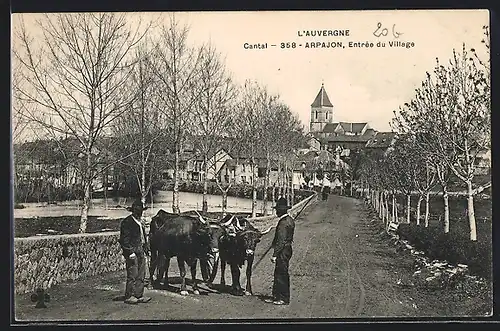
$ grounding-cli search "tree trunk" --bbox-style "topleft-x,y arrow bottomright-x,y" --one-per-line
271,184 -> 276,215
104,170 -> 108,210
378,191 -> 384,218
443,185 -> 450,233
222,190 -> 228,216
416,195 -> 423,226
277,162 -> 282,197
251,157 -> 257,218
290,175 -> 295,207
385,192 -> 389,228
466,179 -> 477,241
263,152 -> 270,215
392,193 -> 396,223
141,163 -> 147,205
172,149 -> 180,214
395,194 -> 399,222
406,194 -> 411,224
202,156 -> 209,213
150,187 -> 154,210
381,191 -> 385,222
424,192 -> 430,227
79,181 -> 91,233
78,151 -> 93,233
285,162 -> 290,206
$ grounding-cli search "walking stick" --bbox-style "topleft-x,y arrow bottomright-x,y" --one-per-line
252,194 -> 315,271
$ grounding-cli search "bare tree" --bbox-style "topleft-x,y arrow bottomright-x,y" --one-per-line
13,13 -> 152,233
432,47 -> 490,241
234,80 -> 268,218
151,14 -> 204,214
112,40 -> 169,206
191,42 -> 237,213
393,43 -> 490,240
393,75 -> 455,233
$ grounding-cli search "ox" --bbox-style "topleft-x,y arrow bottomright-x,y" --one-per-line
148,210 -> 217,295
218,215 -> 273,296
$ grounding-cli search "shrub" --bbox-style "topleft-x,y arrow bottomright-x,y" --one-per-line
397,222 -> 492,280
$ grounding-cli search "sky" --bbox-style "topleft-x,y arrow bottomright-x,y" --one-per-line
12,10 -> 490,136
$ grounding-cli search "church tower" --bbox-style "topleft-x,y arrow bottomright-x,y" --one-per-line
309,83 -> 334,133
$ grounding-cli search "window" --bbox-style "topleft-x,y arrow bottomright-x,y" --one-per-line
241,176 -> 246,183
326,112 -> 328,119
315,111 -> 318,119
224,175 -> 230,182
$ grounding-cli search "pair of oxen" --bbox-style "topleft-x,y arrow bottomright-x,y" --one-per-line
148,210 -> 273,296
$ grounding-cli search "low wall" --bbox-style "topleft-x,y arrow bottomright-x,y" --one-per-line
13,191 -> 318,295
14,232 -> 124,295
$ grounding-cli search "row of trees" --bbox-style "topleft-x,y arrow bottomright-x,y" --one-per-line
357,26 -> 491,241
13,13 -> 306,232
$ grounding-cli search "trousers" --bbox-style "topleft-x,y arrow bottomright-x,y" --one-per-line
124,251 -> 146,299
272,245 -> 293,303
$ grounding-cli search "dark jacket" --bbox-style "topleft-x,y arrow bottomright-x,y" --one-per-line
271,214 -> 295,257
119,214 -> 148,257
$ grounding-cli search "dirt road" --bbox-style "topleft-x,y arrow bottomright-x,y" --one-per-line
14,195 -> 490,321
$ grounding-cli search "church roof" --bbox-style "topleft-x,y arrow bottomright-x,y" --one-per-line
311,84 -> 333,108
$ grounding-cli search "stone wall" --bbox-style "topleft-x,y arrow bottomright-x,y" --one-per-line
14,232 -> 124,295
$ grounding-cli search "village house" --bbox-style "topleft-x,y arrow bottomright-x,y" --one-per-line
297,134 -> 321,155
14,138 -> 117,193
364,131 -> 399,157
217,156 -> 282,186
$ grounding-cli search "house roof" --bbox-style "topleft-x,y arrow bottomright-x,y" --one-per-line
362,128 -> 377,137
311,83 -> 333,108
326,135 -> 372,143
319,122 -> 369,135
339,122 -> 368,134
365,132 -> 398,148
322,123 -> 340,133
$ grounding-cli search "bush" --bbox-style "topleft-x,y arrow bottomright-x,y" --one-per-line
158,180 -> 314,204
14,216 -> 121,238
397,222 -> 492,280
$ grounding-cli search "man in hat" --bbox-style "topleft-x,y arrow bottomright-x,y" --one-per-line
119,199 -> 151,304
266,197 -> 295,305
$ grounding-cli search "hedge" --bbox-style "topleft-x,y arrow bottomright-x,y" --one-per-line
14,232 -> 124,295
397,223 -> 492,281
163,181 -> 315,205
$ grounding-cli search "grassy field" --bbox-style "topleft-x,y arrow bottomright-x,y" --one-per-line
13,211 -> 257,238
394,195 -> 492,241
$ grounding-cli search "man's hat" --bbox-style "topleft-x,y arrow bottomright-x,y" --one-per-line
273,197 -> 291,210
126,199 -> 149,212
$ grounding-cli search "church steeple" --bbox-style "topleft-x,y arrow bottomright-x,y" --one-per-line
311,83 -> 333,108
310,83 -> 334,133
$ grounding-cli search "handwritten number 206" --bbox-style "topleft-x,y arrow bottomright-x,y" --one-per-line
373,22 -> 402,38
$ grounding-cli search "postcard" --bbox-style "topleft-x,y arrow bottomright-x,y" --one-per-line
11,10 -> 491,322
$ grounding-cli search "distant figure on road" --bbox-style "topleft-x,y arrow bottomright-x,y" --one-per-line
119,199 -> 151,304
265,197 -> 295,306
321,185 -> 330,201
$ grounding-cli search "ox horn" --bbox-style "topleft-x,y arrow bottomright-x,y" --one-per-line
235,217 -> 245,231
260,225 -> 274,235
194,210 -> 207,224
221,215 -> 234,226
